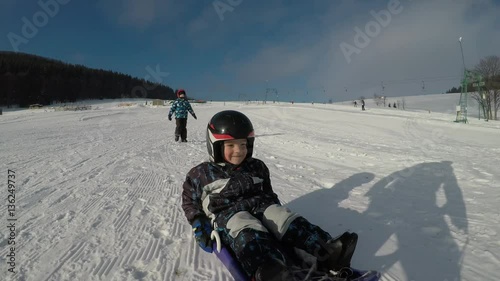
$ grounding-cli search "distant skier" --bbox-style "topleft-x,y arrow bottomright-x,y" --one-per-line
393,102 -> 397,108
181,110 -> 358,280
361,99 -> 365,111
354,101 -> 358,107
168,89 -> 197,142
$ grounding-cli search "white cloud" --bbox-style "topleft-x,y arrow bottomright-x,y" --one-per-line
186,6 -> 213,35
117,0 -> 156,28
96,0 -> 182,29
210,0 -> 500,101
185,1 -> 289,49
223,43 -> 324,83
308,0 -> 500,100
95,0 -> 500,102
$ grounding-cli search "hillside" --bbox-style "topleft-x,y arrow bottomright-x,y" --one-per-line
0,52 -> 176,107
339,92 -> 487,119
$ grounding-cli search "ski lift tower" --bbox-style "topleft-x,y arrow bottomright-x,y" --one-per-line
455,37 -> 486,123
456,37 -> 468,123
266,88 -> 278,103
456,72 -> 485,123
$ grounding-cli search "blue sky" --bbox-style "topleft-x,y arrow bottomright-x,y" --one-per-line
1,0 -> 500,102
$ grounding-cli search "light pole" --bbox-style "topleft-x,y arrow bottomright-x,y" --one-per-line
459,37 -> 466,72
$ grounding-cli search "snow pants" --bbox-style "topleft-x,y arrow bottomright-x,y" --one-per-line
215,204 -> 334,276
175,118 -> 187,141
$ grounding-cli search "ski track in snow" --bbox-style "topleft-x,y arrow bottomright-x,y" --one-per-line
0,99 -> 499,281
0,104 -> 236,281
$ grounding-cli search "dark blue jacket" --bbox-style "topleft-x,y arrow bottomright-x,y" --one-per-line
182,158 -> 280,224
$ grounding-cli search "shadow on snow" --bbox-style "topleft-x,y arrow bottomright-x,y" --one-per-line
285,161 -> 467,281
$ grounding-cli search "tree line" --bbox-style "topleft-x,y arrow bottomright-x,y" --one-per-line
1,52 -> 499,119
0,51 -> 177,107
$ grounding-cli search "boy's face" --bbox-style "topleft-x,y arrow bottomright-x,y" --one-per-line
223,139 -> 247,165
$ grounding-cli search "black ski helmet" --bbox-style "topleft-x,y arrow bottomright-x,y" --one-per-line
206,110 -> 255,163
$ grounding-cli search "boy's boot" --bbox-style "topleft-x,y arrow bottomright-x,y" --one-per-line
254,259 -> 291,281
318,232 -> 358,272
175,135 -> 180,142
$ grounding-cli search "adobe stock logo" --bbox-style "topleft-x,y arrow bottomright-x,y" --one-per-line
7,0 -> 71,52
340,0 -> 408,64
213,0 -> 243,21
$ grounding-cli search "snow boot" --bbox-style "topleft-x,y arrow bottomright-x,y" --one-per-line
175,135 -> 180,142
254,259 -> 292,281
318,232 -> 358,272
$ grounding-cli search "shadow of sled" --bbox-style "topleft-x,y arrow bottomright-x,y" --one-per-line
211,231 -> 381,281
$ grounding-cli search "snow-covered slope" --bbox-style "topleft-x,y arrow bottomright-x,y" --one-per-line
347,92 -> 482,117
1,98 -> 498,281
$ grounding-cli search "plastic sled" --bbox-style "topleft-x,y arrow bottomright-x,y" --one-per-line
210,231 -> 381,281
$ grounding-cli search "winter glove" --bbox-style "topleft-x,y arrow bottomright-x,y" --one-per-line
168,114 -> 172,121
192,113 -> 197,120
192,216 -> 213,253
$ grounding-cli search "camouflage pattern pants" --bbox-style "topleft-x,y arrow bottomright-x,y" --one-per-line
214,204 -> 333,276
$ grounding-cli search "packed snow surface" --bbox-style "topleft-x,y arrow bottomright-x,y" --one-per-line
1,95 -> 499,281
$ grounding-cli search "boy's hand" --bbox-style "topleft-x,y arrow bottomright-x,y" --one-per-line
192,114 -> 197,119
192,216 -> 213,253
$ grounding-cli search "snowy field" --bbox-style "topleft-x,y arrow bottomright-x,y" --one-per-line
1,95 -> 499,281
